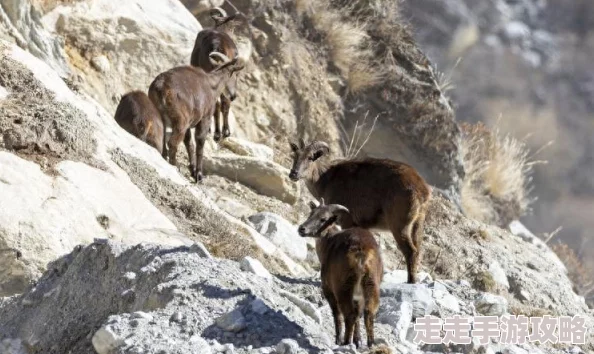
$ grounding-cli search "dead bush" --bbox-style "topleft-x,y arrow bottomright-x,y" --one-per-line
294,0 -> 386,93
552,243 -> 594,306
460,122 -> 539,226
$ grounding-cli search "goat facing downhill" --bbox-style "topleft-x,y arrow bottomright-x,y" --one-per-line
114,90 -> 164,154
190,7 -> 240,142
148,52 -> 244,181
298,200 -> 383,348
289,139 -> 431,284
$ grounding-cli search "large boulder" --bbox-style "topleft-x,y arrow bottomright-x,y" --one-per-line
41,0 -> 201,113
204,155 -> 300,205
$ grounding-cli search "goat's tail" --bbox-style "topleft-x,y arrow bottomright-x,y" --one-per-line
401,197 -> 422,253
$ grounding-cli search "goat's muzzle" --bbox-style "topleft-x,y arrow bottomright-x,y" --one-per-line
289,170 -> 299,181
297,226 -> 307,237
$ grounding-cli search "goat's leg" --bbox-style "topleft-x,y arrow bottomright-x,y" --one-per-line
394,236 -> 417,284
363,276 -> 380,348
184,129 -> 196,175
337,282 -> 357,346
323,286 -> 342,345
167,127 -> 185,168
213,100 -> 222,142
193,122 -> 208,182
220,94 -> 231,139
161,115 -> 169,160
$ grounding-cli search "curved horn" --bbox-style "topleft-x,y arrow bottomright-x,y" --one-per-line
210,7 -> 227,19
330,204 -> 349,215
209,52 -> 232,66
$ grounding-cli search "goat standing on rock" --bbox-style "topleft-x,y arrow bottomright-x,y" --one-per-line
148,52 -> 244,181
298,200 -> 383,348
190,7 -> 240,142
289,139 -> 431,283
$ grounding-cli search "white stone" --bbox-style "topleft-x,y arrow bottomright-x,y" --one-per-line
91,55 -> 110,73
377,299 -> 413,341
221,137 -> 274,160
380,283 -> 435,318
276,339 -> 300,354
92,326 -> 125,354
474,293 -> 508,316
432,289 -> 461,314
204,155 -> 299,204
279,289 -> 322,324
248,212 -> 308,261
0,85 -> 9,100
240,256 -> 272,280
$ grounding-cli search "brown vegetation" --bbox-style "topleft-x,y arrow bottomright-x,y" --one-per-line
459,122 -> 539,226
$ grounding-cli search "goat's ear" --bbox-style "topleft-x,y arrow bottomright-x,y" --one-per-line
308,201 -> 317,210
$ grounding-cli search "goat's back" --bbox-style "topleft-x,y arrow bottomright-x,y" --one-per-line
148,66 -> 217,127
190,29 -> 237,71
114,91 -> 163,151
319,228 -> 383,296
317,158 -> 431,229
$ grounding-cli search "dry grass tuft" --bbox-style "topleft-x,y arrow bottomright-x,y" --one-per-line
472,270 -> 497,292
295,0 -> 386,93
460,122 -> 543,226
552,243 -> 594,304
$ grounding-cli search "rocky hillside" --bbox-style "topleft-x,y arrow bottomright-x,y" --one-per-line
0,0 -> 593,353
400,0 -> 594,271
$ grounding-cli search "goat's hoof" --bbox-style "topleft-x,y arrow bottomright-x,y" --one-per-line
194,173 -> 204,183
213,132 -> 222,142
222,128 -> 231,138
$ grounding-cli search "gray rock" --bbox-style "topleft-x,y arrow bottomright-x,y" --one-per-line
380,283 -> 436,318
131,312 -> 153,321
240,257 -> 272,279
249,299 -> 270,315
276,339 -> 300,354
248,213 -> 307,260
190,242 -> 213,259
377,299 -> 413,341
432,289 -> 461,315
215,308 -> 247,333
279,289 -> 322,324
474,293 -> 508,316
92,326 -> 125,354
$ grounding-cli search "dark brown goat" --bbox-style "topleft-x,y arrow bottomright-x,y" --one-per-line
289,140 -> 431,284
298,200 -> 383,348
114,91 -> 164,154
148,52 -> 244,181
190,7 -> 240,142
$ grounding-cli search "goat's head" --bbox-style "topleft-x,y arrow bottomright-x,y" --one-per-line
209,52 -> 245,101
297,199 -> 349,237
288,139 -> 330,181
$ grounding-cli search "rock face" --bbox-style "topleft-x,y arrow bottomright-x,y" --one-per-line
41,0 -> 201,113
204,154 -> 300,205
248,212 -> 307,261
0,0 -> 69,76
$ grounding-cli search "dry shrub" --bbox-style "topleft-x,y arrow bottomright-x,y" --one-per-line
295,0 -> 386,93
460,122 -> 538,226
552,243 -> 594,304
